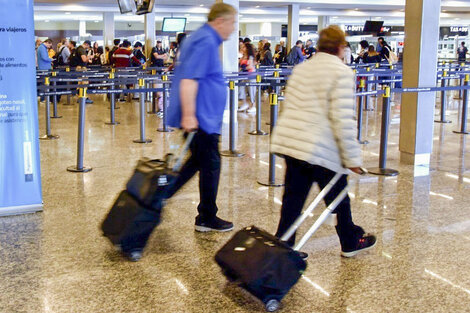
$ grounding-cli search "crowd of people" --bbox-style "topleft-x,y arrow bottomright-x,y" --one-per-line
35,36 -> 186,71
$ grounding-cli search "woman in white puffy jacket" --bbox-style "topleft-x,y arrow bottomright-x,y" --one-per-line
271,26 -> 376,259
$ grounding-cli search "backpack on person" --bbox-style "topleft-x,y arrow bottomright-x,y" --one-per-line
385,46 -> 398,65
286,46 -> 299,65
69,49 -> 79,67
57,46 -> 67,66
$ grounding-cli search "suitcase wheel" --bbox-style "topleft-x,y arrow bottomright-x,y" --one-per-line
265,299 -> 280,312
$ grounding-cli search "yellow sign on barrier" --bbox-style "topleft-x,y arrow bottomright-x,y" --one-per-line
270,93 -> 278,105
256,75 -> 261,83
79,88 -> 87,98
45,77 -> 50,86
229,81 -> 235,90
384,86 -> 391,98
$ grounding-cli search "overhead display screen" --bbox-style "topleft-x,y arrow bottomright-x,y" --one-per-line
162,18 -> 187,32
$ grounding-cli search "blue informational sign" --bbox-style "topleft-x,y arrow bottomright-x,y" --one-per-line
0,0 -> 43,215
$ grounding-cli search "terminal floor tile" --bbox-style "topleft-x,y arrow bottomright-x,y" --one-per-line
1,92 -> 470,312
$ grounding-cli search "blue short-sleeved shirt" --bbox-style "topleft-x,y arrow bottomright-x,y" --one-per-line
167,24 -> 226,135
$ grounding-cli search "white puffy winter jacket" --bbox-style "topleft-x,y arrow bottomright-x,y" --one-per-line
271,52 -> 362,174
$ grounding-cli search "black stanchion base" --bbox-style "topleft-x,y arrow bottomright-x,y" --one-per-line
454,97 -> 462,100
133,139 -> 153,144
359,140 -> 369,145
367,167 -> 399,176
39,134 -> 60,140
364,108 -> 374,112
51,115 -> 63,119
147,111 -> 159,114
257,180 -> 285,187
221,150 -> 245,158
435,120 -> 452,123
157,128 -> 174,133
67,166 -> 92,173
248,130 -> 268,136
105,122 -> 120,125
453,130 -> 470,135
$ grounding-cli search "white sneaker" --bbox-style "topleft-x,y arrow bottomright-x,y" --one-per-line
247,106 -> 256,114
238,103 -> 249,112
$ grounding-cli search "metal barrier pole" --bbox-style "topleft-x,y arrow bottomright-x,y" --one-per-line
148,69 -> 158,114
248,74 -> 268,136
40,77 -> 59,140
368,86 -> 399,176
454,75 -> 470,135
364,67 -> 373,111
357,78 -> 369,145
67,88 -> 92,173
436,70 -> 451,123
105,72 -> 119,125
157,75 -> 173,133
51,71 -> 62,118
258,92 -> 284,187
65,67 -> 72,106
456,63 -> 465,100
221,81 -> 244,157
134,78 -> 153,143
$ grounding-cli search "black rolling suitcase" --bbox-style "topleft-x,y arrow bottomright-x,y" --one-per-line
101,133 -> 194,257
215,173 -> 349,312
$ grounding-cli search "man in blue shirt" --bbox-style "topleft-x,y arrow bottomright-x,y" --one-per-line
37,39 -> 53,70
165,3 -> 237,232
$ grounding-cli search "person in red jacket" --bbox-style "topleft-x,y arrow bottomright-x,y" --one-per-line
112,40 -> 141,68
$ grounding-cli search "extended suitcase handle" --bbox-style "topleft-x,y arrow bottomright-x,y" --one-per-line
172,132 -> 196,172
280,173 -> 342,242
294,188 -> 348,251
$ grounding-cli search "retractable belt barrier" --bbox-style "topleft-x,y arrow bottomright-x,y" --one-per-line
35,62 -> 470,175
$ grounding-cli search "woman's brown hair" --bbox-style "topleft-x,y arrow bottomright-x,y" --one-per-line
317,25 -> 347,55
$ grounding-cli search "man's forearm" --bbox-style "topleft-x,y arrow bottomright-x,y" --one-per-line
180,79 -> 198,117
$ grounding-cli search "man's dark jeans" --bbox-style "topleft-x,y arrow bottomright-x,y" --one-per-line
165,129 -> 221,220
275,156 -> 364,250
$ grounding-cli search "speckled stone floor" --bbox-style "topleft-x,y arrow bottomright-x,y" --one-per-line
1,89 -> 470,313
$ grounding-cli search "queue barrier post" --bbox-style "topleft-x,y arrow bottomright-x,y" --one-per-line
67,88 -> 92,173
148,69 -> 158,114
51,71 -> 62,118
40,76 -> 60,140
221,80 -> 245,157
435,70 -> 451,123
65,67 -> 73,106
157,74 -> 173,133
357,78 -> 369,145
248,74 -> 268,136
457,62 -> 465,100
368,86 -> 399,177
134,79 -> 153,143
258,92 -> 284,187
364,67 -> 373,111
454,74 -> 470,135
105,72 -> 119,125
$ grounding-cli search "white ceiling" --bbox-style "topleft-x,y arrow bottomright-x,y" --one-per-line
33,0 -> 470,26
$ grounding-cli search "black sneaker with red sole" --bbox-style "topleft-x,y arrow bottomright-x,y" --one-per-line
341,234 -> 377,258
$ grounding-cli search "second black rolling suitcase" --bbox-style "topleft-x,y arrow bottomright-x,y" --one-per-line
215,173 -> 349,312
101,133 -> 194,260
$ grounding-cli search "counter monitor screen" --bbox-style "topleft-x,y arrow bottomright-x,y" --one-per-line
134,0 -> 155,15
162,18 -> 187,32
363,21 -> 384,33
117,0 -> 135,14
